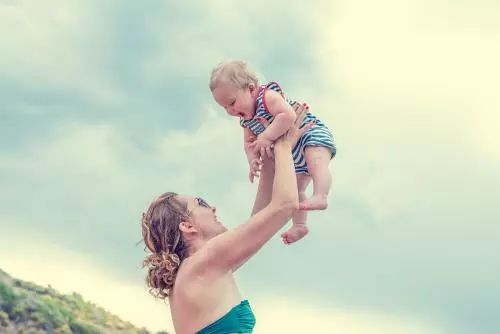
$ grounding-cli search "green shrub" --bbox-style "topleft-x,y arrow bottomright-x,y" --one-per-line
38,295 -> 74,327
0,283 -> 17,311
20,328 -> 46,334
69,319 -> 105,334
54,323 -> 73,334
0,310 -> 9,326
12,298 -> 36,322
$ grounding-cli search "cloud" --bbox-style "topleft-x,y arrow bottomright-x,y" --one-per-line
0,0 -> 333,152
0,1 -> 126,110
254,295 -> 444,334
0,106 -> 255,278
314,0 -> 500,159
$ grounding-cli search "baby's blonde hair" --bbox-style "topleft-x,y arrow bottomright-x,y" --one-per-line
209,60 -> 259,91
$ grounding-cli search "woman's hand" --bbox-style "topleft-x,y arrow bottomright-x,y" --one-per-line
257,103 -> 315,148
284,103 -> 314,146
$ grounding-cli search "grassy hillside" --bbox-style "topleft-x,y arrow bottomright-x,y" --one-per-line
0,269 -> 168,334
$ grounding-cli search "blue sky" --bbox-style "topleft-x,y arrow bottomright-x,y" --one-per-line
1,1 -> 499,333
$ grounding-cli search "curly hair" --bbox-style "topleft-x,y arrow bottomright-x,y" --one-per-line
209,59 -> 259,91
141,192 -> 190,299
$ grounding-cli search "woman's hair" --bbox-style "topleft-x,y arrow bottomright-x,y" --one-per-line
209,60 -> 259,91
141,192 -> 189,299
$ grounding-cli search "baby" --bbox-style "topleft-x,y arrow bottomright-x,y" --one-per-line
210,60 -> 336,244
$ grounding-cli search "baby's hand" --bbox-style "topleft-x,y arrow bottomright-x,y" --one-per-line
248,158 -> 262,183
248,134 -> 274,159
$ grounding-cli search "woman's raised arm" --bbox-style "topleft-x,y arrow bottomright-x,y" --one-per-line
202,104 -> 314,273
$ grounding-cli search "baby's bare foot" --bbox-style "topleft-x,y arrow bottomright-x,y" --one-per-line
299,195 -> 328,211
281,224 -> 309,245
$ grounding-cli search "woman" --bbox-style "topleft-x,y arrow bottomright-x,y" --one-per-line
141,104 -> 313,333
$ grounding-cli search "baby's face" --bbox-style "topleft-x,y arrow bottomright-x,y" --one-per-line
212,84 -> 257,120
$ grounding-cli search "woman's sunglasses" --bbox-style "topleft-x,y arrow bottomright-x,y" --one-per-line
195,197 -> 211,208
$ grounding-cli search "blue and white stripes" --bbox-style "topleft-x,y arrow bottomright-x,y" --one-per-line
240,82 -> 336,175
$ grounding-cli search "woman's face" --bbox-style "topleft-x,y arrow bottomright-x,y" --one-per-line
177,195 -> 227,239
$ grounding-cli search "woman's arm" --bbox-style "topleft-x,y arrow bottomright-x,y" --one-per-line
205,138 -> 297,273
250,102 -> 313,218
231,156 -> 275,272
201,104 -> 313,273
243,126 -> 259,163
250,155 -> 274,216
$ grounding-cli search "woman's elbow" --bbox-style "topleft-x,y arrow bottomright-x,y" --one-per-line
287,199 -> 299,211
272,198 -> 299,214
290,197 -> 299,211
282,200 -> 299,219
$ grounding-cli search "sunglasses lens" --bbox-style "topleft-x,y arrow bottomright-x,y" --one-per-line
198,198 -> 210,208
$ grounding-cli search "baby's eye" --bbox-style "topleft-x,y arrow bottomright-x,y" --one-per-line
229,100 -> 235,106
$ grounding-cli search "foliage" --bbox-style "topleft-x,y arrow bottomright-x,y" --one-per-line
0,269 -> 169,334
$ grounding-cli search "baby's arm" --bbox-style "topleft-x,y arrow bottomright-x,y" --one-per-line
259,90 -> 297,142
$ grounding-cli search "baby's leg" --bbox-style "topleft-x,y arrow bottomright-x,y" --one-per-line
299,146 -> 332,211
251,156 -> 275,216
281,174 -> 311,245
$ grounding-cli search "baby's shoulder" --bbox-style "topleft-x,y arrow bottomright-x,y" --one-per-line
263,81 -> 285,95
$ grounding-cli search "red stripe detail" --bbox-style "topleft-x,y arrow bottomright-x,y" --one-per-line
257,85 -> 265,96
262,81 -> 284,113
262,89 -> 269,114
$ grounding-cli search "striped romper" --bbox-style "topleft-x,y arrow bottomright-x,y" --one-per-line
240,82 -> 336,175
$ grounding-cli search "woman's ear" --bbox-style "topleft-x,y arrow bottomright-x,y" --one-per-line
179,220 -> 197,235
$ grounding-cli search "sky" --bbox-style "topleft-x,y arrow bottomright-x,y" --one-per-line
1,0 -> 499,333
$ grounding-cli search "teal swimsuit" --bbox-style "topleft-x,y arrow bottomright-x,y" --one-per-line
196,300 -> 256,334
